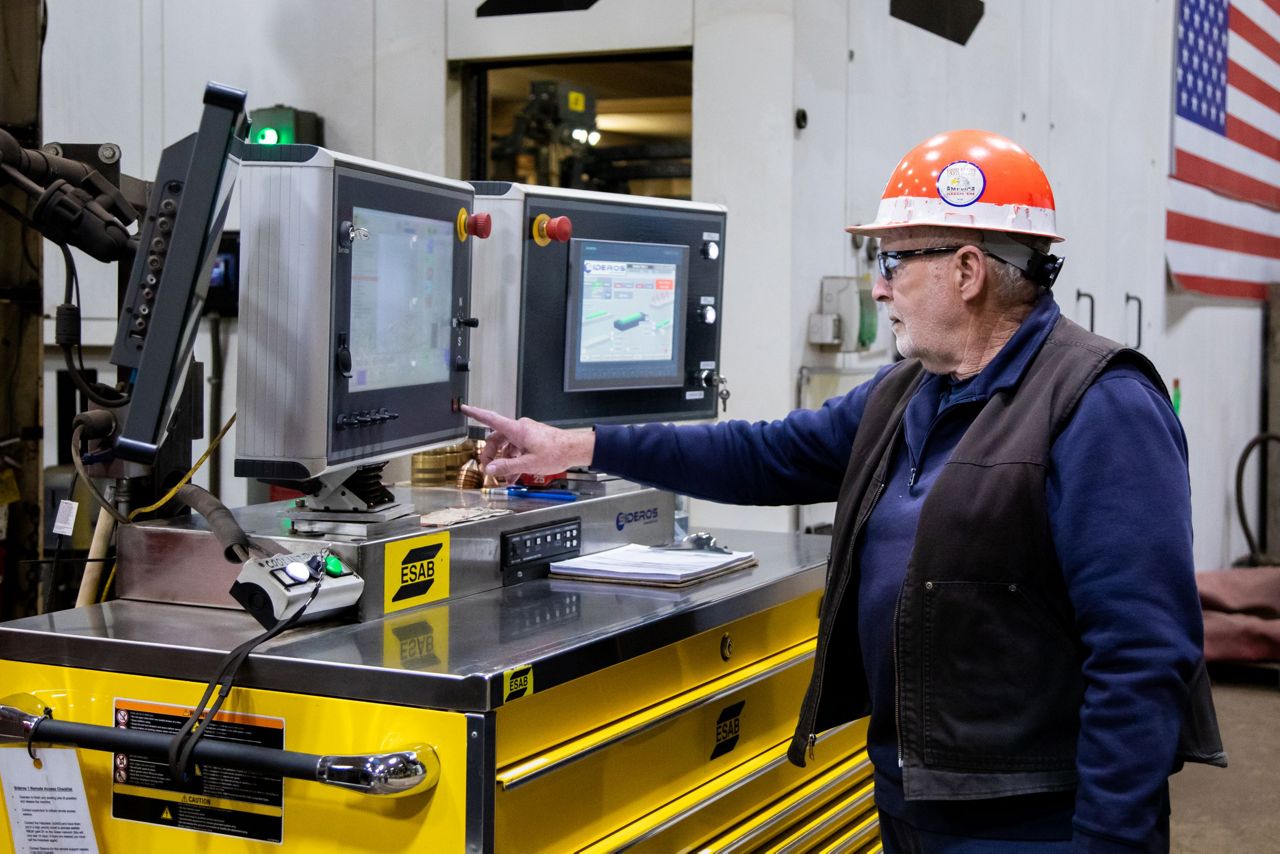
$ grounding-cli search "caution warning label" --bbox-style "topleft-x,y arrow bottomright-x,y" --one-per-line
111,699 -> 284,843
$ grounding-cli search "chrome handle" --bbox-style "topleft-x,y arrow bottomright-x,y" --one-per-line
317,746 -> 440,796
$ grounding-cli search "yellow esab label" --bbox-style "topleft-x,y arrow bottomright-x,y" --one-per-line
503,665 -> 534,702
384,532 -> 450,614
567,90 -> 586,112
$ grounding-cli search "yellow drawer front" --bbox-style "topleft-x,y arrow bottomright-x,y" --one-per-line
0,661 -> 468,852
582,719 -> 871,854
495,589 -> 822,766
749,776 -> 877,852
494,642 -> 843,852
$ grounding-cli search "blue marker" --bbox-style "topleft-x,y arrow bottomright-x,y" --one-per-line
482,486 -> 578,502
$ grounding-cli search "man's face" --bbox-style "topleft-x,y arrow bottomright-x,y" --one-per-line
871,236 -> 968,373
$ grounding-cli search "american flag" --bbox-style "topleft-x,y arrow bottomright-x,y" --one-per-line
1168,0 -> 1280,299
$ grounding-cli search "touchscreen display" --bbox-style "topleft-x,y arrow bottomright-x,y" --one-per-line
565,239 -> 688,392
348,207 -> 454,392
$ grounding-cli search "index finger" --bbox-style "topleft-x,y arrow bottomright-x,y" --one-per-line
461,404 -> 521,437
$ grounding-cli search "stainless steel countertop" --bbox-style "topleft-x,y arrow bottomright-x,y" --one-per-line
0,529 -> 829,712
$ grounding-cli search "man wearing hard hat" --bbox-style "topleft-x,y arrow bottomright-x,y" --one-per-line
465,130 -> 1225,852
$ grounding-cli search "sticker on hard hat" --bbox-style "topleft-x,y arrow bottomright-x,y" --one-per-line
936,160 -> 985,207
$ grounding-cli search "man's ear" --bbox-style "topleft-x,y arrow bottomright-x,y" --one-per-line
954,244 -> 987,303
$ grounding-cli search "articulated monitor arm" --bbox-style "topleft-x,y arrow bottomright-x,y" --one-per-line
0,127 -> 141,263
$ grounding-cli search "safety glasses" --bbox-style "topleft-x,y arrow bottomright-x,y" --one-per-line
875,246 -> 963,281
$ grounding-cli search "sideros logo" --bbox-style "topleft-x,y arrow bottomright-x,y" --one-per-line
616,507 -> 660,531
393,543 -> 442,602
711,700 -> 745,760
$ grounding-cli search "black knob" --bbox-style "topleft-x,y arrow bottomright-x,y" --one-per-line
455,316 -> 480,328
336,334 -> 352,377
335,414 -> 350,430
455,359 -> 470,372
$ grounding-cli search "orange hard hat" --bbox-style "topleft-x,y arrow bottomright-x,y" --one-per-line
847,129 -> 1063,243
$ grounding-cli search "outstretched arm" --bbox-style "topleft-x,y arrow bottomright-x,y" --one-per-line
464,364 -> 893,505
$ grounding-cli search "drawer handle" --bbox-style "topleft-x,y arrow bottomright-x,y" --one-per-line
0,698 -> 439,798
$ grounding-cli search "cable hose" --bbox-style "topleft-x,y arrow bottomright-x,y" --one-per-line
1232,432 -> 1280,567
175,483 -> 252,564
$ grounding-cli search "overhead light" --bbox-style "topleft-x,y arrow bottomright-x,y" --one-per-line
571,128 -> 589,143
587,131 -> 601,146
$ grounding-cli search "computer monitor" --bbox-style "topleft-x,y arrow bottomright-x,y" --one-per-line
234,147 -> 476,481
109,82 -> 248,464
564,238 -> 689,393
468,183 -> 726,427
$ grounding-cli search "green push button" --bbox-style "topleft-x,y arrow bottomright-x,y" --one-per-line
324,555 -> 345,577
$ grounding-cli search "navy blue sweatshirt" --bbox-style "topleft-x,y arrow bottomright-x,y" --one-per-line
593,295 -> 1202,849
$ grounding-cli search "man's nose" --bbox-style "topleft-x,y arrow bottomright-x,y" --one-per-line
871,274 -> 892,302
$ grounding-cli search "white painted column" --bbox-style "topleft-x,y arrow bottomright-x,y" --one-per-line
690,0 -> 797,532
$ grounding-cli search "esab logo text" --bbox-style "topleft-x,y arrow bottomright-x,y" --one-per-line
383,533 -> 451,614
504,665 -> 534,702
711,700 -> 745,760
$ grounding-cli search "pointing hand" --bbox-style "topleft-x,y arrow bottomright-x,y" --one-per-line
461,405 -> 596,481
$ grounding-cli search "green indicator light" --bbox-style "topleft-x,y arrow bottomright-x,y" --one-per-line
324,555 -> 344,577
256,127 -> 280,145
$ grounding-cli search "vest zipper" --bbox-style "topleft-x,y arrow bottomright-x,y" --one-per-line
893,577 -> 907,767
800,479 -> 887,752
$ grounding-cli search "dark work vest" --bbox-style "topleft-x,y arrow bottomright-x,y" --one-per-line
786,315 -> 1226,799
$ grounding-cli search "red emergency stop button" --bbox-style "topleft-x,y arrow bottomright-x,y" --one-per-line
532,213 -> 573,246
545,216 -> 572,242
466,212 -> 492,239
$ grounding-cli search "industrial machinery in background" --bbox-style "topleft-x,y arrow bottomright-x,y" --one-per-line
491,80 -> 600,187
490,79 -> 692,197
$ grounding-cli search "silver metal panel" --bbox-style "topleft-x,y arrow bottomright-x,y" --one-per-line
116,484 -> 675,621
236,160 -> 335,472
235,149 -> 477,479
469,190 -> 525,418
0,529 -> 828,713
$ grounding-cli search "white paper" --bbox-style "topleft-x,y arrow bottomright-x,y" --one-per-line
52,500 -> 78,537
551,543 -> 755,583
0,747 -> 99,854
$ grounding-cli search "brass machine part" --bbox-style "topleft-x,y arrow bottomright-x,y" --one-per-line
455,440 -> 503,490
411,440 -> 477,487
456,459 -> 484,490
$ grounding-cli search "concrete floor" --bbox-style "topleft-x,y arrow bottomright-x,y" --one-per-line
1170,675 -> 1280,851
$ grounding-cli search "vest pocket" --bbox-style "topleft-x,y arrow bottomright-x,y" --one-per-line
920,580 -> 1078,770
